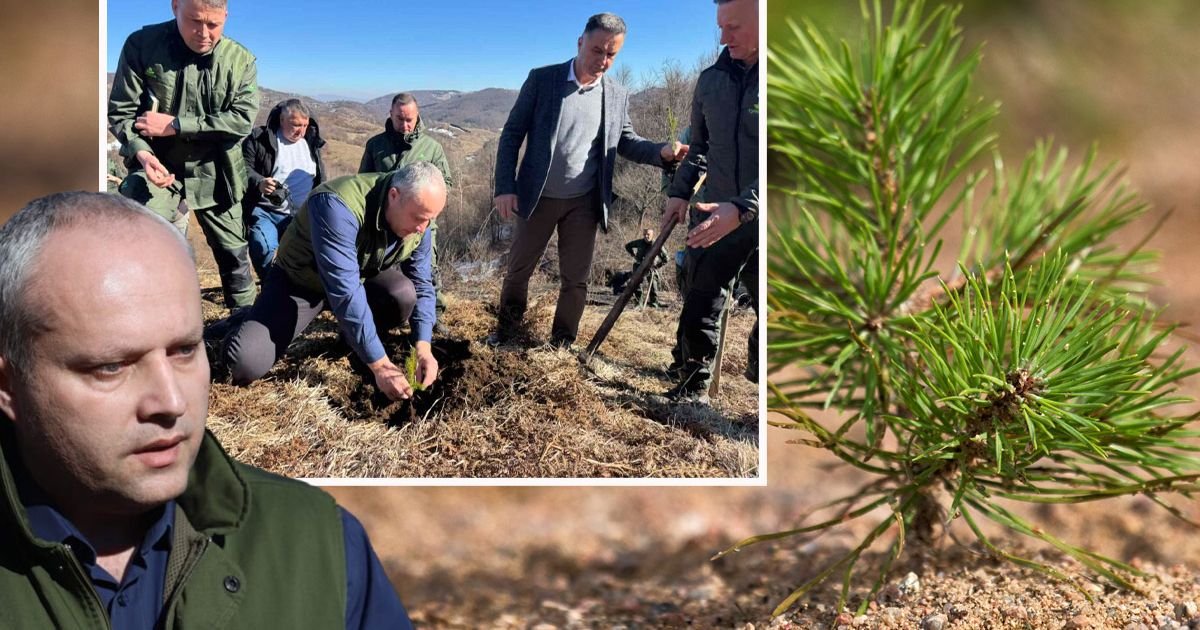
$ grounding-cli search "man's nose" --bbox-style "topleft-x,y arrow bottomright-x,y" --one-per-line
138,354 -> 188,423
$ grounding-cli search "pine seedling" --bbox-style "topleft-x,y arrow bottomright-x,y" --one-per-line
404,346 -> 426,393
738,0 -> 1200,616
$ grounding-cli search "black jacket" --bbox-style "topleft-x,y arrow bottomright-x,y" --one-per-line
241,101 -> 327,212
667,47 -> 759,217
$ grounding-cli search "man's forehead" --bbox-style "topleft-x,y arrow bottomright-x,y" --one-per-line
178,0 -> 226,19
585,31 -> 624,49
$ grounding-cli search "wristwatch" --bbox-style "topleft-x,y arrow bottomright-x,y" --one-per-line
171,118 -> 181,134
736,203 -> 757,225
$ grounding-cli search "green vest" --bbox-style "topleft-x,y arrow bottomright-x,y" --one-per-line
275,172 -> 425,295
0,425 -> 347,629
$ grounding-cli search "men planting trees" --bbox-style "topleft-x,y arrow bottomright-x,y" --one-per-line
108,0 -> 259,310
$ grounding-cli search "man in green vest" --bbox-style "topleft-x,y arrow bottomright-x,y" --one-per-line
108,0 -> 259,310
0,192 -> 412,628
220,162 -> 446,401
360,92 -> 453,333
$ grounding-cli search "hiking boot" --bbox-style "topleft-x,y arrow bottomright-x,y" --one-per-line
549,335 -> 575,352
663,383 -> 710,406
485,330 -> 513,347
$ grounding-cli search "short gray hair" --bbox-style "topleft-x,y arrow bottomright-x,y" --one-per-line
0,192 -> 190,374
278,98 -> 310,119
388,162 -> 446,202
193,0 -> 228,8
583,13 -> 626,37
390,93 -> 418,108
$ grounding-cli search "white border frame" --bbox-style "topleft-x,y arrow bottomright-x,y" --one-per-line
98,0 -> 769,488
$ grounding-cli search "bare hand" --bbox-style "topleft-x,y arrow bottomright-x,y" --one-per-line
414,341 -> 439,388
660,196 -> 689,233
136,151 -> 176,189
660,141 -> 689,163
494,194 -> 519,220
135,111 -> 178,138
259,178 -> 278,195
686,202 -> 741,248
368,357 -> 413,401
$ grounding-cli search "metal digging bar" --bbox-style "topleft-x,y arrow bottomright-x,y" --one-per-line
580,174 -> 706,367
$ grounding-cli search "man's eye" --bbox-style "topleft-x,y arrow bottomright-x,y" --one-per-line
92,363 -> 126,378
173,344 -> 199,359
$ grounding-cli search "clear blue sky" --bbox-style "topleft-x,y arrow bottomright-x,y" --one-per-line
106,1 -> 725,100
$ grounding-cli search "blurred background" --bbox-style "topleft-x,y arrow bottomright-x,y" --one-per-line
3,0 -> 1199,626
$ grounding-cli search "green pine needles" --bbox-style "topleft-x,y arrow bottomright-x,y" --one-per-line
744,0 -> 1200,616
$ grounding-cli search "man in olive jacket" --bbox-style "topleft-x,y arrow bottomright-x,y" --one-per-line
0,192 -> 411,629
360,93 -> 453,330
660,0 -> 760,402
108,0 -> 259,309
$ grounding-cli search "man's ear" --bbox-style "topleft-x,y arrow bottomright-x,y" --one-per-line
0,357 -> 19,422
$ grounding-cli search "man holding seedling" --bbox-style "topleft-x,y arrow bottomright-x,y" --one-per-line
0,192 -> 412,628
489,12 -> 688,349
660,0 -> 760,403
220,162 -> 446,402
108,0 -> 259,311
360,93 -> 454,334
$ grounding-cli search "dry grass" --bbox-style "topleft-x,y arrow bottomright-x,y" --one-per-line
199,264 -> 760,479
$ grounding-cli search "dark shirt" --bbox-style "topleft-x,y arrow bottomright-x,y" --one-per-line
16,463 -> 411,630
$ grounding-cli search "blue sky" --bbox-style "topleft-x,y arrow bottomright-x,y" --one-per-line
106,1 -> 724,100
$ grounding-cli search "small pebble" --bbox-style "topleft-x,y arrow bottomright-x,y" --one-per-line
921,613 -> 947,630
1066,614 -> 1092,629
900,572 -> 921,596
1177,601 -> 1199,620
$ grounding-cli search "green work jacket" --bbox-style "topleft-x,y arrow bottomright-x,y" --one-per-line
275,172 -> 425,295
0,425 -> 346,628
358,116 -> 454,188
108,20 -> 260,209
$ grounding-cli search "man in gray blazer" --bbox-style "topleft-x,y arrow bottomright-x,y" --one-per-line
489,12 -> 687,348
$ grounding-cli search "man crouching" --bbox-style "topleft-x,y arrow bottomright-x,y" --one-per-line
220,161 -> 446,400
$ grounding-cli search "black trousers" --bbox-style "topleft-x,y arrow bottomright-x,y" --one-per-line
672,220 -> 759,391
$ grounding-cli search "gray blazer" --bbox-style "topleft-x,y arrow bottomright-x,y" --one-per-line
493,59 -> 667,231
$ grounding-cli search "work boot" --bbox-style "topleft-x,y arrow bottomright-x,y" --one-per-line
485,329 -> 514,347
663,383 -> 710,406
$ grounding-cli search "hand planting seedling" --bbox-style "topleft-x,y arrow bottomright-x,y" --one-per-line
738,0 -> 1200,616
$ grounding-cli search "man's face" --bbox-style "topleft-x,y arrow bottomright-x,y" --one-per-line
718,0 -> 759,63
280,111 -> 310,143
385,181 -> 447,240
172,0 -> 227,55
644,229 -> 654,241
575,29 -> 625,84
0,219 -> 208,517
390,102 -> 419,135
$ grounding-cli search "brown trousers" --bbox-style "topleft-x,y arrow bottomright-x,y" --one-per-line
498,189 -> 600,344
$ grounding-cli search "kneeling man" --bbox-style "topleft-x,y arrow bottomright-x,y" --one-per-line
0,192 -> 411,628
221,162 -> 446,401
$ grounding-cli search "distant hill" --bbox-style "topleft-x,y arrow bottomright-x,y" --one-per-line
364,88 -> 517,130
